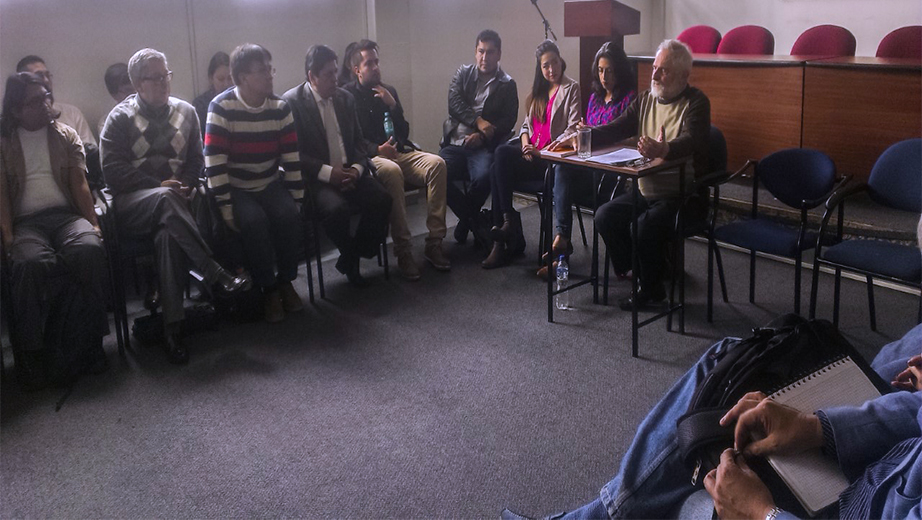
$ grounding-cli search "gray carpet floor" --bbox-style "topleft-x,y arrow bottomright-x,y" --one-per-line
1,201 -> 918,518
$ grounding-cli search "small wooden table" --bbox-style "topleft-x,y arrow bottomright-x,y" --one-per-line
539,147 -> 690,356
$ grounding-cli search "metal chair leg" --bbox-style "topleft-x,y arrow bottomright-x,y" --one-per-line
866,275 -> 877,332
809,257 -> 821,320
714,246 -> 728,302
575,205 -> 588,247
748,250 -> 757,304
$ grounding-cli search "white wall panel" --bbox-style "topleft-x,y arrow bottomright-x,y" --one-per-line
0,0 -> 368,138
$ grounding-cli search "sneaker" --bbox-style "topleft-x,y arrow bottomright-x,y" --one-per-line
424,242 -> 451,271
279,281 -> 304,313
396,250 -> 421,281
264,290 -> 285,323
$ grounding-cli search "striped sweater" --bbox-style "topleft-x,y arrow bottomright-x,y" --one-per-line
204,87 -> 303,224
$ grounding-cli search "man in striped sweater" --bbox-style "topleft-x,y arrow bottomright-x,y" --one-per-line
204,44 -> 304,324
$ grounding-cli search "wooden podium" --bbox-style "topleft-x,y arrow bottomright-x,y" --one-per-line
564,0 -> 640,109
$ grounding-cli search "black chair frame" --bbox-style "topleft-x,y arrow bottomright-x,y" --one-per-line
808,181 -> 922,331
707,159 -> 848,316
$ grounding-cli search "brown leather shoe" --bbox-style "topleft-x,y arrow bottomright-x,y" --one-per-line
264,290 -> 285,323
396,250 -> 421,281
482,241 -> 508,269
536,260 -> 560,281
424,241 -> 451,271
279,281 -> 304,313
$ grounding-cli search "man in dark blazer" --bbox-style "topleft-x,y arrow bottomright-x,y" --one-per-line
282,45 -> 392,286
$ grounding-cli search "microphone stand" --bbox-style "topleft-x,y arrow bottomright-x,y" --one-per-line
530,0 -> 558,41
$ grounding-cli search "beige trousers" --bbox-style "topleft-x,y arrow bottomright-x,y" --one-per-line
372,150 -> 447,254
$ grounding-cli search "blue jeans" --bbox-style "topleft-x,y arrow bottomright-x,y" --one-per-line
553,165 -> 599,240
560,338 -> 737,520
232,180 -> 303,290
439,144 -> 493,222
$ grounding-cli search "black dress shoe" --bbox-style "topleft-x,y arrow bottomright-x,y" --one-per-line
144,287 -> 160,311
618,283 -> 667,311
453,220 -> 470,244
15,350 -> 50,391
335,254 -> 369,287
214,269 -> 252,294
84,340 -> 110,375
164,334 -> 189,365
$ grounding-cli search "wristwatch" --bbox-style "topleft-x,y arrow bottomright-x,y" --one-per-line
765,506 -> 783,520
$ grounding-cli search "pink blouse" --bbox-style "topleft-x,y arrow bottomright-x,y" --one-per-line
530,87 -> 558,150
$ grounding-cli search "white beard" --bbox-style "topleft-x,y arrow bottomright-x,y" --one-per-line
650,80 -> 664,99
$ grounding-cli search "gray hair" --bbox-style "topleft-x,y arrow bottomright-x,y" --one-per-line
128,48 -> 168,86
656,39 -> 693,75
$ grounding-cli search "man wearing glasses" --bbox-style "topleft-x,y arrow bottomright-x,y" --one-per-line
101,48 -> 251,365
204,44 -> 305,323
15,55 -> 97,149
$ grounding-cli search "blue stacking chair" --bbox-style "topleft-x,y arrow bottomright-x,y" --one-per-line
809,139 -> 922,331
709,148 -> 846,315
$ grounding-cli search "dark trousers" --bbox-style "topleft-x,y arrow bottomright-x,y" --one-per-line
232,180 -> 303,290
115,187 -> 222,326
439,144 -> 493,223
594,189 -> 679,289
9,209 -> 107,353
312,175 -> 392,261
490,143 -> 546,225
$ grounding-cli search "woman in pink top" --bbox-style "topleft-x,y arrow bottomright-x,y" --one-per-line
484,40 -> 581,269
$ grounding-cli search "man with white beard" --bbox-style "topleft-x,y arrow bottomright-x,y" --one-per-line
587,39 -> 710,310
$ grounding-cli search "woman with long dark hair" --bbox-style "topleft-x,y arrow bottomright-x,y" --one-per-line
0,72 -> 109,389
545,42 -> 636,277
483,40 -> 581,269
192,51 -> 233,135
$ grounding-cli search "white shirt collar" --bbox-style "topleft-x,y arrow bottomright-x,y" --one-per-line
305,82 -> 330,105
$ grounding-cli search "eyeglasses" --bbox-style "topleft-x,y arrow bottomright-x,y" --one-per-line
33,70 -> 53,80
141,71 -> 173,84
22,92 -> 53,110
247,66 -> 276,78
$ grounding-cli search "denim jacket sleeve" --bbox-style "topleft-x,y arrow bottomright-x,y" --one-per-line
822,391 -> 922,481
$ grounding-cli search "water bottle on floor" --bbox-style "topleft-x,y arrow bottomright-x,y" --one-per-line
556,255 -> 570,310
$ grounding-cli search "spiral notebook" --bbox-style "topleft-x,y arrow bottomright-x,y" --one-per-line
767,355 -> 882,516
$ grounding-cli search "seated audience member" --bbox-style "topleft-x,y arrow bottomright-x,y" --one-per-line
344,40 -> 450,280
98,63 -> 135,135
0,72 -> 108,389
16,55 -> 97,148
204,44 -> 304,323
503,314 -> 922,518
589,39 -> 709,310
483,40 -> 580,269
193,52 -> 233,137
337,42 -> 360,87
101,48 -> 251,365
438,30 -> 518,246
545,42 -> 635,278
282,45 -> 392,287
502,218 -> 922,520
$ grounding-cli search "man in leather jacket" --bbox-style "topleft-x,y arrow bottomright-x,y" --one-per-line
438,30 -> 518,246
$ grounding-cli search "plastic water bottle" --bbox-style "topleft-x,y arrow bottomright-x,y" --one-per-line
556,255 -> 570,310
383,111 -> 395,140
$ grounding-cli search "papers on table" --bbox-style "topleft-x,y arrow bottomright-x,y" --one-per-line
585,148 -> 645,166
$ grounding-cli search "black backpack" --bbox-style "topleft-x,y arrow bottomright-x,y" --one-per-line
675,314 -> 890,515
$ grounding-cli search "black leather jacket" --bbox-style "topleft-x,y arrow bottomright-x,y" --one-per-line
441,64 -> 518,151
